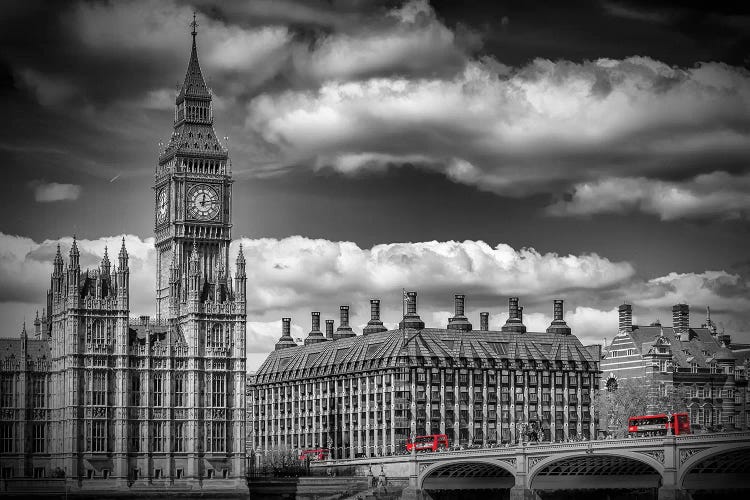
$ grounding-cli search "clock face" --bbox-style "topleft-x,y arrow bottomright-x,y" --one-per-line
156,188 -> 168,224
187,184 -> 220,220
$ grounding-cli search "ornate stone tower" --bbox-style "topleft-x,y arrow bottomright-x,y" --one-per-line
155,15 -> 232,322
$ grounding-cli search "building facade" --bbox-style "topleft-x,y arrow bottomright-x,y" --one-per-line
601,303 -> 750,430
0,23 -> 246,489
249,294 -> 601,460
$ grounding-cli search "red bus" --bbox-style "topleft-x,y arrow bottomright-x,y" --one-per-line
628,413 -> 690,436
299,448 -> 330,461
406,434 -> 449,452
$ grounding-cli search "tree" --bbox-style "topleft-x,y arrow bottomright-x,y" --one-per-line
596,378 -> 689,437
597,378 -> 651,437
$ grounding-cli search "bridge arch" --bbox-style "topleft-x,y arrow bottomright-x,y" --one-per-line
680,442 -> 750,490
529,451 -> 663,492
419,458 -> 516,491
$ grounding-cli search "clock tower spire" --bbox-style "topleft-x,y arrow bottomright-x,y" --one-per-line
154,14 -> 232,320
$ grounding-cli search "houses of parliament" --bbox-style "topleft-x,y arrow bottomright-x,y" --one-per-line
0,22 -> 247,489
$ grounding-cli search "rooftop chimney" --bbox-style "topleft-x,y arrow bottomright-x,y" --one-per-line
275,317 -> 297,350
325,320 -> 334,340
363,299 -> 387,335
447,293 -> 472,331
546,299 -> 571,335
672,303 -> 689,341
399,291 -> 425,330
479,312 -> 489,331
304,311 -> 326,345
618,303 -> 633,334
334,305 -> 356,340
501,297 -> 526,333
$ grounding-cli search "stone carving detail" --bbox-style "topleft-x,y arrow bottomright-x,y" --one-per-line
174,409 -> 187,419
497,457 -> 517,468
0,409 -> 14,420
32,409 -> 46,420
92,407 -> 106,418
212,409 -> 226,419
528,455 -> 549,469
419,463 -> 434,473
680,448 -> 707,465
637,450 -> 664,464
152,409 -> 165,419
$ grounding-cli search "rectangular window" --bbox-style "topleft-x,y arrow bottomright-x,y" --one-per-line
210,376 -> 226,407
1,375 -> 14,407
130,375 -> 141,406
32,377 -> 46,408
33,423 -> 45,453
174,422 -> 185,453
129,422 -> 140,452
90,420 -> 106,452
153,374 -> 164,407
92,372 -> 106,406
209,422 -> 225,453
33,467 -> 45,478
174,374 -> 186,407
152,422 -> 164,452
1,422 -> 13,453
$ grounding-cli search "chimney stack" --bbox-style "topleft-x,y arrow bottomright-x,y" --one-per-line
672,304 -> 689,341
334,305 -> 355,339
325,320 -> 334,340
447,293 -> 472,331
479,312 -> 489,331
275,317 -> 297,350
618,303 -> 633,334
305,311 -> 326,345
363,299 -> 387,335
546,299 -> 571,335
501,297 -> 526,333
399,291 -> 425,330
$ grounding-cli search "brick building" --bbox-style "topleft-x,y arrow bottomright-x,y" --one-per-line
601,303 -> 750,430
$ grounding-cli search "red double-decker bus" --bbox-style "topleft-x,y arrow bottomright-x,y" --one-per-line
628,413 -> 690,436
299,448 -> 330,461
406,434 -> 449,452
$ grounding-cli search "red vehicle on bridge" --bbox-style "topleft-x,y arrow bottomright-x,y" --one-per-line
628,413 -> 691,436
406,434 -> 450,452
299,448 -> 330,461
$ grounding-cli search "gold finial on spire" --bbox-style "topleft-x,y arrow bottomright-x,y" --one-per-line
190,11 -> 198,40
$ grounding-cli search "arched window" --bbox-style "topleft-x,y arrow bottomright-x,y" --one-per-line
93,320 -> 105,344
210,324 -> 223,347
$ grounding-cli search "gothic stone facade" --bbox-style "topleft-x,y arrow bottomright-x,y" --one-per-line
601,303 -> 750,430
0,26 -> 246,489
249,294 -> 601,460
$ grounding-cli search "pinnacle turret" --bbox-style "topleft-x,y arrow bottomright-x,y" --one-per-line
177,13 -> 211,104
118,237 -> 129,270
69,236 -> 80,269
101,246 -> 111,275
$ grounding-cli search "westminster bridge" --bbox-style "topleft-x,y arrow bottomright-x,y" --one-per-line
308,431 -> 750,499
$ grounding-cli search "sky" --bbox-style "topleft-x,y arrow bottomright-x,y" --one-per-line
1,0 -> 749,370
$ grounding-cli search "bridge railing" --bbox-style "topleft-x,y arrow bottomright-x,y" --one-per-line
319,431 -> 750,465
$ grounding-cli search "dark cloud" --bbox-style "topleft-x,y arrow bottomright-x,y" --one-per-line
1,0 -> 749,349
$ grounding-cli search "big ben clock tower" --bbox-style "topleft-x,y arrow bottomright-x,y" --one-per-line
155,15 -> 232,321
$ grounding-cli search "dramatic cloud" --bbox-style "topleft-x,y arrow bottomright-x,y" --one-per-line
247,56 -> 750,211
31,181 -> 82,202
547,171 -> 750,220
2,232 -> 748,364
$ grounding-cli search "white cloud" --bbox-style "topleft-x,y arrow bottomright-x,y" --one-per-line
32,181 -> 82,202
1,232 -> 748,361
247,56 -> 750,211
548,172 -> 750,220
